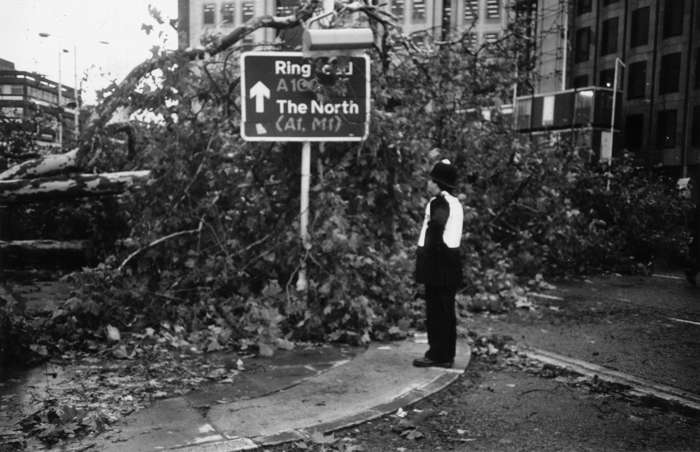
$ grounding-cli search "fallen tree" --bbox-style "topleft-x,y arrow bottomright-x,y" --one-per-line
3,1 -> 689,375
1,0 -> 371,179
0,171 -> 151,203
0,148 -> 78,180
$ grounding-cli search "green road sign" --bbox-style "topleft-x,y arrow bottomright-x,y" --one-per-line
240,51 -> 370,142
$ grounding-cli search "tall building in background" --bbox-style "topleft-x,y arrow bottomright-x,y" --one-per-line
520,0 -> 700,182
176,0 -> 513,51
178,0 -> 278,50
571,0 -> 699,174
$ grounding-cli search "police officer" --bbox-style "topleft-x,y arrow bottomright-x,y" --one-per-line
414,159 -> 464,368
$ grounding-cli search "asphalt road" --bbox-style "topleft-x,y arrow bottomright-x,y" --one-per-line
268,273 -> 700,452
466,273 -> 700,395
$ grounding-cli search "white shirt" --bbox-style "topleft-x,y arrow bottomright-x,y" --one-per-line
417,191 -> 463,248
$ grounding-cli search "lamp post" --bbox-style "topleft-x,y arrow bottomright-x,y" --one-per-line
605,57 -> 626,191
38,33 -> 110,144
39,33 -> 77,145
610,57 -> 626,144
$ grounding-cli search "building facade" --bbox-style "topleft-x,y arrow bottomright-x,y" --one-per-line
0,61 -> 77,153
517,0 -> 699,181
569,0 -> 700,173
530,0 -> 569,93
177,0 -> 512,51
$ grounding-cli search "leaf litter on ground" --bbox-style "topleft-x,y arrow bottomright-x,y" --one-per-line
6,327 -> 250,448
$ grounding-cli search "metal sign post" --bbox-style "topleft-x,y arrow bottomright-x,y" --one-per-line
297,141 -> 311,291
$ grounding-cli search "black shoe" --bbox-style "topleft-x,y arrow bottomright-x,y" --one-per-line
686,270 -> 697,287
412,357 -> 453,368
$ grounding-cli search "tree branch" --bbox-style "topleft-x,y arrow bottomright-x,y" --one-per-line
117,217 -> 205,272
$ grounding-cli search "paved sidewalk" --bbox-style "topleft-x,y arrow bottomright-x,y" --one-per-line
93,337 -> 471,451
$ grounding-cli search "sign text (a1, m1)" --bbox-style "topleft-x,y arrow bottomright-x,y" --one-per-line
240,51 -> 370,142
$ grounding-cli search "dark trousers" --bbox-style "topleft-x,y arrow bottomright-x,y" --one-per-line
424,284 -> 457,362
690,238 -> 700,276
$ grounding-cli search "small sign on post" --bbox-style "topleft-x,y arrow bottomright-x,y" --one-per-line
240,51 -> 370,142
600,130 -> 613,163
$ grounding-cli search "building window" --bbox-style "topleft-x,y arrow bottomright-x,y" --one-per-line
486,0 -> 500,19
412,0 -> 426,22
392,0 -> 405,18
411,31 -> 427,45
693,106 -> 700,147
221,3 -> 235,25
625,114 -> 644,150
657,110 -> 677,148
463,32 -> 477,49
630,7 -> 650,47
575,27 -> 591,63
627,62 -> 647,99
601,18 -> 619,55
600,69 -> 615,88
577,0 -> 592,15
483,32 -> 499,44
464,0 -> 478,22
603,0 -> 618,5
659,53 -> 681,94
276,0 -> 295,16
242,1 -> 255,21
203,3 -> 215,25
573,75 -> 589,88
663,0 -> 684,38
241,1 -> 255,43
1,106 -> 23,118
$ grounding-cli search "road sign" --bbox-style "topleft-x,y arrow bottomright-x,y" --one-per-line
240,51 -> 370,142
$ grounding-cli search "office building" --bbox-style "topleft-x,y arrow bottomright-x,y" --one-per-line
570,0 -> 700,171
518,0 -> 700,182
0,60 -> 78,153
177,0 -> 512,51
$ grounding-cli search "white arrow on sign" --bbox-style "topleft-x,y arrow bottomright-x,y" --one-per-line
249,81 -> 270,113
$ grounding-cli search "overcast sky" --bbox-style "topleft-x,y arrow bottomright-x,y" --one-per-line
0,0 -> 178,104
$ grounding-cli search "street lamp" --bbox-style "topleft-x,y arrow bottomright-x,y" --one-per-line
604,57 -> 626,191
38,33 -> 76,146
610,57 -> 626,144
38,33 -> 110,144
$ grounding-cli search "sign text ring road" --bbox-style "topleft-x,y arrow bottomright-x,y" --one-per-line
240,51 -> 370,141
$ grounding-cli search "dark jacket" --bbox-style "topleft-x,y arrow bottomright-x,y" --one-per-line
415,194 -> 463,287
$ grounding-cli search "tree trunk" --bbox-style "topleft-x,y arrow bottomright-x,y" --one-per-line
0,239 -> 91,270
0,239 -> 88,252
0,170 -> 150,203
0,148 -> 78,180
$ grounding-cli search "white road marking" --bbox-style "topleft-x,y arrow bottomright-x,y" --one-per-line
653,273 -> 685,281
668,317 -> 700,327
523,347 -> 700,412
530,293 -> 564,301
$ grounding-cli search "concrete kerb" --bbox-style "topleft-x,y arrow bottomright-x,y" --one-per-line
252,371 -> 462,448
522,347 -> 700,413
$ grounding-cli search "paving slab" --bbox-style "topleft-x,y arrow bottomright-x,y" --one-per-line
92,338 -> 470,451
99,398 -> 220,452
207,339 -> 469,448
